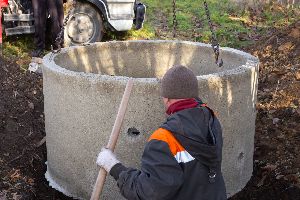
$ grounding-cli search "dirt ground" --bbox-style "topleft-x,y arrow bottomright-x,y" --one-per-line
0,57 -> 70,199
230,21 -> 300,200
1,21 -> 300,199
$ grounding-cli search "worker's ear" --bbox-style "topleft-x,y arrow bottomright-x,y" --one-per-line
162,97 -> 169,107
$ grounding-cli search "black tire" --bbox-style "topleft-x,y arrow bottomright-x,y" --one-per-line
64,1 -> 104,46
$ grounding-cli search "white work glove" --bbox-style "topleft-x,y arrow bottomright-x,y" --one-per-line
96,148 -> 120,173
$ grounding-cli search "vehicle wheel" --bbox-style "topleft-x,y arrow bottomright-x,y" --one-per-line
64,1 -> 104,46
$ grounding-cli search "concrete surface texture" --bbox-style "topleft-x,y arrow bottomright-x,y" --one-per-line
42,40 -> 259,199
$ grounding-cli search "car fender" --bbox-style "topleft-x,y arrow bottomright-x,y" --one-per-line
85,0 -> 109,20
83,0 -> 134,31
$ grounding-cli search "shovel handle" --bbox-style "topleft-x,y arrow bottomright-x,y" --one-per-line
90,79 -> 134,200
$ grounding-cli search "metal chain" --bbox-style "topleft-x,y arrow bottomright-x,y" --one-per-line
172,0 -> 177,38
203,0 -> 223,67
51,0 -> 77,56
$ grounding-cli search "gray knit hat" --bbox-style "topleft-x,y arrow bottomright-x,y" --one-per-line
161,65 -> 198,99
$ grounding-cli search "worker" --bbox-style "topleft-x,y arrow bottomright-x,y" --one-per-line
96,65 -> 227,199
31,0 -> 64,57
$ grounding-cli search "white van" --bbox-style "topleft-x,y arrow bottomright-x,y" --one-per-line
3,0 -> 146,45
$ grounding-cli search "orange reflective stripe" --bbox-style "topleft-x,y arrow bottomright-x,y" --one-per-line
148,128 -> 185,156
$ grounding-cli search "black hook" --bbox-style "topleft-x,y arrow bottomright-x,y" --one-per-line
216,58 -> 223,67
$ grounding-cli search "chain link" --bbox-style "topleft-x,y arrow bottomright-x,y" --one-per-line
172,0 -> 177,38
203,0 -> 223,67
172,0 -> 223,67
51,0 -> 77,58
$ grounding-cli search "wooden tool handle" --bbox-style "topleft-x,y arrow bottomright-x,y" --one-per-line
90,79 -> 134,200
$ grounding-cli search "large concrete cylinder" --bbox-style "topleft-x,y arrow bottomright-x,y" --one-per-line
42,40 -> 259,199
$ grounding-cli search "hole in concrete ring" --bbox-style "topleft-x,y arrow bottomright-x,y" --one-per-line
238,152 -> 245,160
127,127 -> 140,137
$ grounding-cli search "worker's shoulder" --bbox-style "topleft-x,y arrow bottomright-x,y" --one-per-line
148,128 -> 184,155
148,128 -> 173,142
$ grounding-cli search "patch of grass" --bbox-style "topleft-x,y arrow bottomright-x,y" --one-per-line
2,35 -> 33,57
139,0 -> 255,47
173,12 -> 193,30
103,23 -> 155,41
126,24 -> 156,40
137,0 -> 299,49
2,35 -> 34,68
262,3 -> 296,28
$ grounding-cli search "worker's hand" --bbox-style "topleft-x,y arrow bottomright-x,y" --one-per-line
96,148 -> 120,173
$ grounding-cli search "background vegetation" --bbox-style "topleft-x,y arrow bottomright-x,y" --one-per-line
1,0 -> 299,66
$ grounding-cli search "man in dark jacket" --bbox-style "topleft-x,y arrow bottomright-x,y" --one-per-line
97,65 -> 227,200
31,0 -> 64,57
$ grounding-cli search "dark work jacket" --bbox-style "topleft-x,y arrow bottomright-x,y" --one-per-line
110,106 -> 227,200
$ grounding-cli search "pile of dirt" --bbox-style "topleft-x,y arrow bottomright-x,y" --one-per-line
230,21 -> 300,199
0,21 -> 299,199
0,58 -> 71,199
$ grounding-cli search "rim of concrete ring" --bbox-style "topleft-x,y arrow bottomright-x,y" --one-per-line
42,40 -> 259,84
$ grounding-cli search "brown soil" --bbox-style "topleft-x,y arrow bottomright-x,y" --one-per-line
230,21 -> 300,200
1,21 -> 300,200
0,58 -> 71,200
